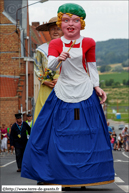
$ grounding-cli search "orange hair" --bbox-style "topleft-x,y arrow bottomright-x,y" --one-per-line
56,12 -> 85,30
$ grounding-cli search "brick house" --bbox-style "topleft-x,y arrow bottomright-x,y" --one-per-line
0,0 -> 51,127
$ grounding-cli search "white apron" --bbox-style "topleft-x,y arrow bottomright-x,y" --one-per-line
54,38 -> 93,103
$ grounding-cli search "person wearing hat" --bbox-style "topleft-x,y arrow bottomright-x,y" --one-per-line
21,3 -> 114,187
33,17 -> 63,124
26,114 -> 33,128
10,113 -> 31,172
26,114 -> 33,140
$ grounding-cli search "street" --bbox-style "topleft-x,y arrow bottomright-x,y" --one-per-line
1,119 -> 129,193
0,149 -> 129,193
107,119 -> 126,136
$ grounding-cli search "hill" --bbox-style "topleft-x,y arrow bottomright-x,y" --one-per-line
96,39 -> 129,65
99,71 -> 128,84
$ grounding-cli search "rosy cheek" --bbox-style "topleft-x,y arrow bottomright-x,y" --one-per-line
61,23 -> 67,32
61,22 -> 67,29
76,23 -> 81,29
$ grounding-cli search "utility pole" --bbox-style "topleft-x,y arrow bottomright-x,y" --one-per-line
117,99 -> 119,113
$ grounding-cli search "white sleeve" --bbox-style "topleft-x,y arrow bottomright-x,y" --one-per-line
48,56 -> 61,71
87,62 -> 99,87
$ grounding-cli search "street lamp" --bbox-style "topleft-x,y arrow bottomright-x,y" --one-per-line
16,0 -> 48,31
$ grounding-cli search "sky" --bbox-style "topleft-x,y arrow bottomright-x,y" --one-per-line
28,0 -> 128,42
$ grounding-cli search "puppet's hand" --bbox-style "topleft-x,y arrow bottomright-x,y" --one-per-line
94,86 -> 107,104
58,51 -> 70,62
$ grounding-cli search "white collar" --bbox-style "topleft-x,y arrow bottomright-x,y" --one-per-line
61,36 -> 83,44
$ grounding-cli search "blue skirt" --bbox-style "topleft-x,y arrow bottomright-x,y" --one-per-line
21,90 -> 114,186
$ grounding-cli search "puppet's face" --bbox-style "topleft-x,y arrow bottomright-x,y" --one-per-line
61,14 -> 81,40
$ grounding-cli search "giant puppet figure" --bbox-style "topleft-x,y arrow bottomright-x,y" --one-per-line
21,3 -> 115,187
33,17 -> 63,123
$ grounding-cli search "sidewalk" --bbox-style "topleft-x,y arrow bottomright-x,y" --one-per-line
108,119 -> 127,125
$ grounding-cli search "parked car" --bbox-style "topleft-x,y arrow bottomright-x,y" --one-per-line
118,124 -> 125,130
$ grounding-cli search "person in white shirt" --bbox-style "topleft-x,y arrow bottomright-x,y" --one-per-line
117,133 -> 123,150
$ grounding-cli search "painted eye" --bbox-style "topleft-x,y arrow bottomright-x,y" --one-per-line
64,19 -> 68,22
75,19 -> 80,23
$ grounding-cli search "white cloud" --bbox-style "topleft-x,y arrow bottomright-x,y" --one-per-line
29,0 -> 128,41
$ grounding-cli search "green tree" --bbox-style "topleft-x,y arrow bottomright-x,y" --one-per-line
105,65 -> 111,71
112,65 -> 123,72
105,80 -> 109,86
100,65 -> 106,72
100,65 -> 111,72
122,59 -> 129,67
123,79 -> 127,85
109,79 -> 114,85
105,79 -> 115,86
96,39 -> 128,65
115,82 -> 120,86
126,80 -> 129,85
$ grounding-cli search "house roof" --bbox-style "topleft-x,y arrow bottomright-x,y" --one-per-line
42,31 -> 51,42
30,23 -> 51,48
0,77 -> 19,97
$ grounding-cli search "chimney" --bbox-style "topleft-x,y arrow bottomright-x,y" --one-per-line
32,22 -> 40,28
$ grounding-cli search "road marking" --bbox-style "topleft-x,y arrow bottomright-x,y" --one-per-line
118,185 -> 129,192
122,152 -> 129,158
114,159 -> 129,162
115,177 -> 124,183
0,160 -> 16,167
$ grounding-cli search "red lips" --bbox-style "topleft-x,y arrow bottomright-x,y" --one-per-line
67,27 -> 74,32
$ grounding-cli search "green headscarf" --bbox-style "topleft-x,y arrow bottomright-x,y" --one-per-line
57,3 -> 86,20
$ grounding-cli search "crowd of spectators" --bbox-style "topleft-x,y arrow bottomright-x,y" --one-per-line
0,114 -> 33,156
1,119 -> 129,155
108,122 -> 129,152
